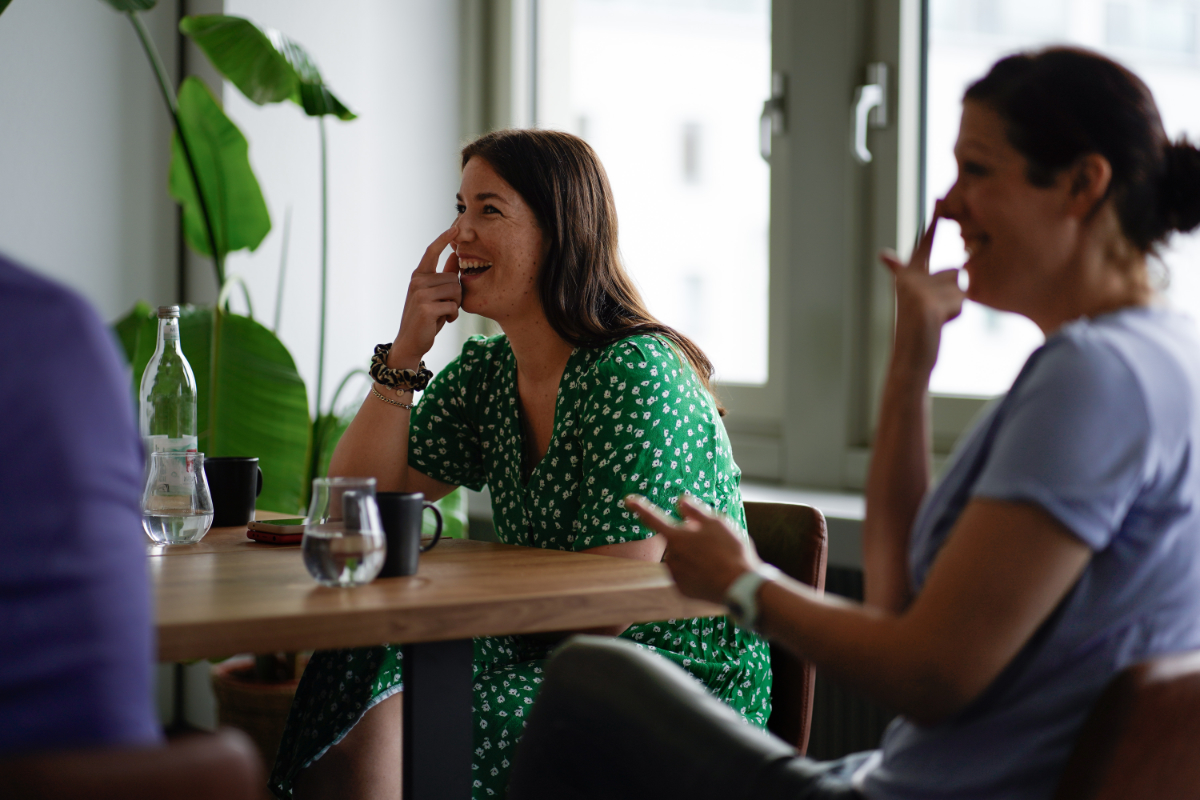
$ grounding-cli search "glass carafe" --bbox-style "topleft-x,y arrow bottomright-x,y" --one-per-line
142,451 -> 214,545
303,477 -> 386,587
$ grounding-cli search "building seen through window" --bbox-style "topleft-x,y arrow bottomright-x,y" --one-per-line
565,0 -> 771,385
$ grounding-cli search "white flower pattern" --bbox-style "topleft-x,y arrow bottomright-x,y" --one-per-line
270,335 -> 771,800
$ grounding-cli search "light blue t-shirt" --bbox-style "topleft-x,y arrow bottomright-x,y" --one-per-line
861,307 -> 1200,800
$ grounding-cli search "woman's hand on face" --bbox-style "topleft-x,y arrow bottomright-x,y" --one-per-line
879,206 -> 965,381
626,494 -> 759,604
391,227 -> 463,366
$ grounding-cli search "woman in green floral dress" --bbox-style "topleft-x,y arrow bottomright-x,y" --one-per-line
271,130 -> 770,800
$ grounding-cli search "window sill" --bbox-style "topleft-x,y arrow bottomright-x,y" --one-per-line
740,482 -> 863,569
466,482 -> 865,569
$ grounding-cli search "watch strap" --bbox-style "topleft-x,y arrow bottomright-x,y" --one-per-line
724,563 -> 782,630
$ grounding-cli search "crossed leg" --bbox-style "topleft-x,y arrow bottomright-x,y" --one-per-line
293,692 -> 402,800
507,636 -> 866,800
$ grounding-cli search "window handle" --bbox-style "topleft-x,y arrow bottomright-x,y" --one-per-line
852,62 -> 889,165
760,71 -> 787,163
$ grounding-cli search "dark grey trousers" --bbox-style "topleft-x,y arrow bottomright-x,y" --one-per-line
507,636 -> 869,800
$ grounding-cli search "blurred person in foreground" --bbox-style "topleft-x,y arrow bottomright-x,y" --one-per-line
0,257 -> 267,799
508,47 -> 1200,800
0,254 -> 159,752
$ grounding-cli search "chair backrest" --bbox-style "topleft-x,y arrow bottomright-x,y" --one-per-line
1053,649 -> 1200,800
0,728 -> 264,800
742,500 -> 828,755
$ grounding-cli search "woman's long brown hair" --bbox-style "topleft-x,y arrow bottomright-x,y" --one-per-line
462,129 -> 724,414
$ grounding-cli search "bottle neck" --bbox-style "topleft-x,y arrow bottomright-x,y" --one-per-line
156,317 -> 183,354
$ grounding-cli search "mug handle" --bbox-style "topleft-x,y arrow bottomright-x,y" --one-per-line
420,503 -> 444,552
255,466 -> 263,497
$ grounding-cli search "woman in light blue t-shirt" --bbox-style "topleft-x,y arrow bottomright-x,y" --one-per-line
508,48 -> 1200,800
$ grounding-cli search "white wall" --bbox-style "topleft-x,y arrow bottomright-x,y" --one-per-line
0,0 -> 180,321
220,0 -> 463,415
0,0 -> 463,417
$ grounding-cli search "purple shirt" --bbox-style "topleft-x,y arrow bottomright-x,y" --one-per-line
0,254 -> 160,754
862,307 -> 1200,799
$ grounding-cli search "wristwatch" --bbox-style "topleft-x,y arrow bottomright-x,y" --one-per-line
724,563 -> 782,630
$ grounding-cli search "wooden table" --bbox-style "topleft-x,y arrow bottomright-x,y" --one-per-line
149,515 -> 722,798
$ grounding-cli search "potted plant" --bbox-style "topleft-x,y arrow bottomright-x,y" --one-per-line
94,0 -> 348,763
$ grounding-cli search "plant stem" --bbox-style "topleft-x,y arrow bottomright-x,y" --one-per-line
274,205 -> 293,333
209,305 -> 222,457
128,11 -> 224,287
316,117 -> 329,417
217,276 -> 255,319
307,119 -> 331,491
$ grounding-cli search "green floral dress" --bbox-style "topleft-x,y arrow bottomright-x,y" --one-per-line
270,334 -> 771,799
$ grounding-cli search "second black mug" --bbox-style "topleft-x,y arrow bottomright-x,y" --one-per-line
204,456 -> 263,527
376,491 -> 444,577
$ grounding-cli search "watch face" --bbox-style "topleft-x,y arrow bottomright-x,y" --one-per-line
728,600 -> 746,620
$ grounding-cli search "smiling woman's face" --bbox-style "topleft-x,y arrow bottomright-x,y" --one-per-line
942,100 -> 1080,313
452,157 -> 546,324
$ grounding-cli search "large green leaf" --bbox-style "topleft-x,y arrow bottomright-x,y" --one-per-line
168,76 -> 271,260
114,299 -> 153,362
280,38 -> 357,120
312,411 -> 350,482
181,15 -> 356,121
99,0 -> 157,10
0,0 -> 13,18
114,303 -> 312,514
178,16 -> 295,106
429,488 -> 468,540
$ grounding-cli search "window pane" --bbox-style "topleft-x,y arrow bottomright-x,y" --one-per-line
568,0 -> 771,384
925,0 -> 1200,396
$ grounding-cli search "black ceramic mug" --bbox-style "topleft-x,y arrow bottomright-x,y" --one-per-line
376,492 -> 444,577
203,457 -> 264,527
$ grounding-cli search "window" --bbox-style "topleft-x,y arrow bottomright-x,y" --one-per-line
467,1 -> 955,489
537,0 -> 773,387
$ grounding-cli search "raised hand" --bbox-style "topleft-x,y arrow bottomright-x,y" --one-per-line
390,227 -> 463,368
879,205 -> 965,382
625,494 -> 759,604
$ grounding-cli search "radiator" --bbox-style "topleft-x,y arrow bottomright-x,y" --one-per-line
805,565 -> 896,760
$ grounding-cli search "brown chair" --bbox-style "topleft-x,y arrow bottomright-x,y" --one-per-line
742,500 -> 828,756
0,728 -> 265,800
1053,648 -> 1200,800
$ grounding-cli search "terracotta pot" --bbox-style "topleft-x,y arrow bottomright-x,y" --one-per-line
211,657 -> 300,766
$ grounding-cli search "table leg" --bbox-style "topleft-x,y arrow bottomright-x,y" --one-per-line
402,639 -> 474,799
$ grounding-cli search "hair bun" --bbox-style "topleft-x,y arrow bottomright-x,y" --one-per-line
1161,139 -> 1200,234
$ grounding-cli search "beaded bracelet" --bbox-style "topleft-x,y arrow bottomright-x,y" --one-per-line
369,343 -> 433,392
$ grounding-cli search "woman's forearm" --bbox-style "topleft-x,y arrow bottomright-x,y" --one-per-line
865,213 -> 960,613
327,385 -> 417,491
330,226 -> 461,492
862,367 -> 931,612
756,577 -> 957,725
756,500 -> 1092,727
569,535 -> 669,637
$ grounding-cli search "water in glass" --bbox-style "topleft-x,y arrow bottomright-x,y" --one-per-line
141,451 -> 214,545
143,511 -> 215,545
303,477 -> 386,587
302,523 -> 387,587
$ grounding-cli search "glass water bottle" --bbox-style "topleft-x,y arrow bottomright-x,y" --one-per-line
139,305 -> 198,458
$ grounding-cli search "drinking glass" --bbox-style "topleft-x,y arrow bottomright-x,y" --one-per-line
142,451 -> 214,545
303,477 -> 386,587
